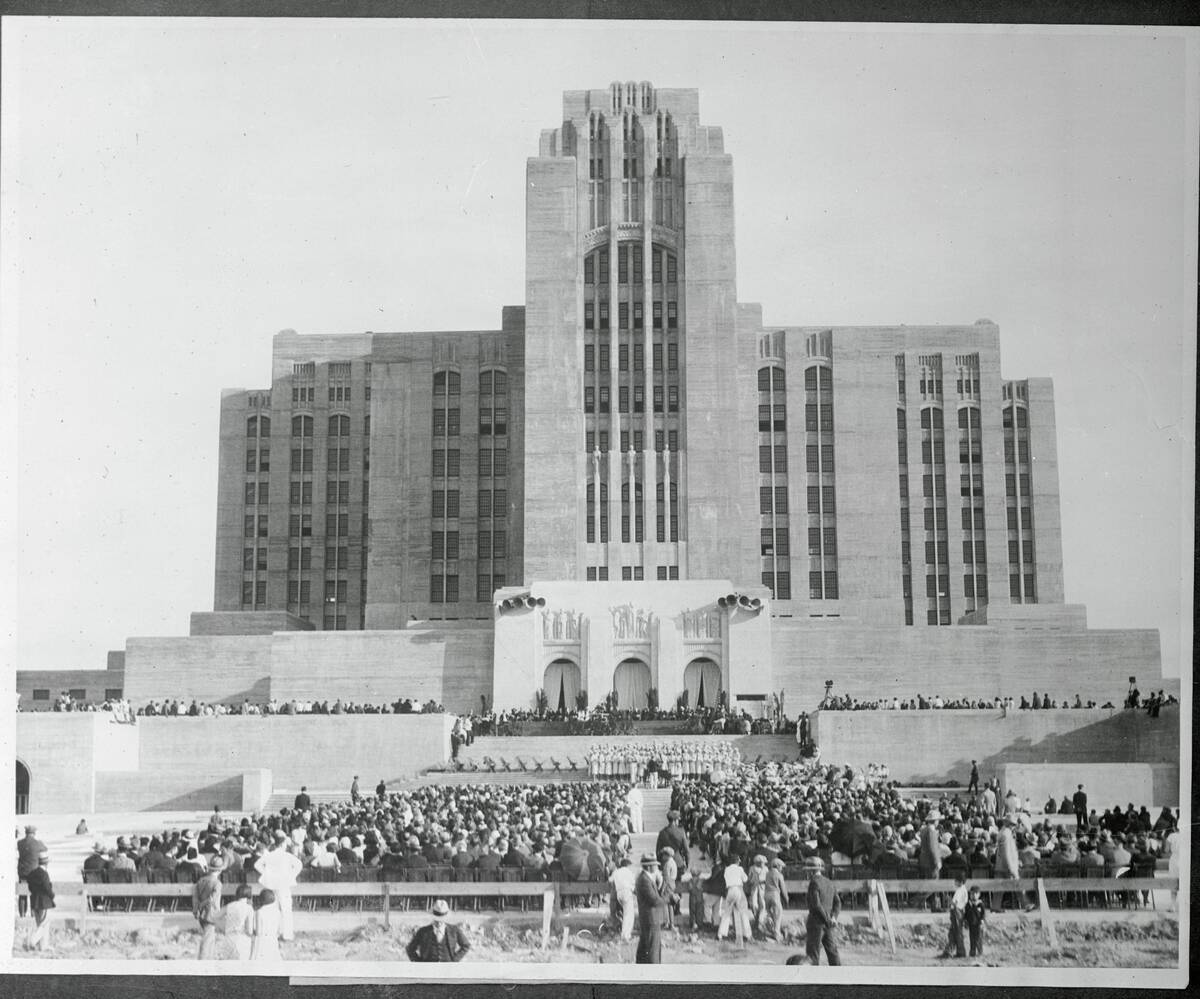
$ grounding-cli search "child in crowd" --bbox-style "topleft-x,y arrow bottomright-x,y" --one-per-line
939,873 -> 968,959
964,885 -> 987,957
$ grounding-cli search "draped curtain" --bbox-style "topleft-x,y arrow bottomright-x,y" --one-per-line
612,659 -> 652,710
683,659 -> 722,708
543,660 -> 580,713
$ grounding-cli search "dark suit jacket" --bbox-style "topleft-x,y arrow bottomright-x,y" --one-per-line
806,873 -> 841,925
26,867 -> 55,911
406,921 -> 470,962
656,824 -> 689,859
17,836 -> 45,879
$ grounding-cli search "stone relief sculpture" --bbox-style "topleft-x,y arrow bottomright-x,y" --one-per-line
680,609 -> 722,640
611,603 -> 651,640
542,609 -> 582,642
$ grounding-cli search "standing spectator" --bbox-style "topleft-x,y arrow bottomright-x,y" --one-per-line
608,856 -> 638,941
250,889 -> 282,962
746,854 -> 768,932
634,853 -> 669,964
626,784 -> 645,834
1072,784 -> 1088,834
803,857 -> 841,965
376,778 -> 387,800
24,851 -> 55,952
761,857 -> 789,942
223,884 -> 255,960
967,760 -> 979,796
939,872 -> 968,959
255,830 -> 302,942
656,810 -> 689,860
659,847 -> 680,930
919,810 -> 943,910
406,899 -> 470,962
191,855 -> 225,959
350,776 -> 361,805
964,885 -> 986,957
293,787 -> 311,811
992,817 -> 1020,911
16,825 -> 45,918
717,855 -> 751,942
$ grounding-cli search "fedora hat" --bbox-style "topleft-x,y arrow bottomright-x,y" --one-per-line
640,852 -> 660,867
430,898 -> 451,919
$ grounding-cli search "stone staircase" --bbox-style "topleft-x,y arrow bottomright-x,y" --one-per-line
629,787 -> 674,859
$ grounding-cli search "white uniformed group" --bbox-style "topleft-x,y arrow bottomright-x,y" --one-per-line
586,741 -> 741,783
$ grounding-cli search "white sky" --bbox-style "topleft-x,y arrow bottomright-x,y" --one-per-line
2,19 -> 1195,679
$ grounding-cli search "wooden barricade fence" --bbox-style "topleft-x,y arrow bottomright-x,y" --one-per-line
16,876 -> 1176,949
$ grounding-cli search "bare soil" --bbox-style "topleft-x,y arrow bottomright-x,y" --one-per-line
12,914 -> 1179,968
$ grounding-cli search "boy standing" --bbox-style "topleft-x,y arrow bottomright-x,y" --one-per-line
939,873 -> 968,959
964,885 -> 986,957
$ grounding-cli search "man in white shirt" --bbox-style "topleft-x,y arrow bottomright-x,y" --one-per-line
608,857 -> 638,941
255,830 -> 303,941
626,785 -> 644,834
716,858 -> 751,942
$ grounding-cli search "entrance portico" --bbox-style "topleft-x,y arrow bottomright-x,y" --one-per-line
492,580 -> 773,712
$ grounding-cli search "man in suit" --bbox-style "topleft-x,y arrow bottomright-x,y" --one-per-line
803,856 -> 841,965
17,825 -> 46,918
293,787 -> 312,811
1072,784 -> 1088,834
919,810 -> 943,911
191,855 -> 225,959
25,851 -> 55,951
406,899 -> 470,962
634,852 -> 670,964
655,810 -> 689,861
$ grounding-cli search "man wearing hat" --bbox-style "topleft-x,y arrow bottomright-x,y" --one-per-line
16,825 -> 46,917
919,810 -> 943,911
634,852 -> 670,963
255,830 -> 302,942
656,810 -> 690,860
24,850 -> 55,951
191,853 -> 224,959
803,856 -> 841,965
406,899 -> 471,962
762,857 -> 789,942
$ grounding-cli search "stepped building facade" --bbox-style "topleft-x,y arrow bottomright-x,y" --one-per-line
21,82 -> 1162,717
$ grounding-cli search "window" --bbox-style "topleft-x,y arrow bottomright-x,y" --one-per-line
258,515 -> 269,537
619,386 -> 629,412
667,343 -> 678,370
668,386 -> 679,412
291,415 -> 313,438
667,301 -> 678,329
599,387 -> 610,413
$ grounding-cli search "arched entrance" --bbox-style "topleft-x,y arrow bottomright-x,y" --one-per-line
16,760 -> 30,815
683,658 -> 722,709
543,659 -> 581,714
613,658 -> 652,710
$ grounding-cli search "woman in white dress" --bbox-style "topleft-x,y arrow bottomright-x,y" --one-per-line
222,884 -> 255,960
250,888 -> 283,962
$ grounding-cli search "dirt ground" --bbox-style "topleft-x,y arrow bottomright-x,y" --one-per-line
12,913 -> 1179,968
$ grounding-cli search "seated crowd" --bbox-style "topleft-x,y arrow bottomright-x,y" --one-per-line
669,760 -> 1180,902
820,690 -> 1178,712
90,781 -> 646,888
135,697 -> 445,717
485,705 -> 784,737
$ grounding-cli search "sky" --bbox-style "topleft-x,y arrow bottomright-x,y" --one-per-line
1,19 -> 1195,679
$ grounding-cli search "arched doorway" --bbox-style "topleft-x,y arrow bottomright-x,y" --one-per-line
16,760 -> 30,815
543,659 -> 581,714
613,658 -> 652,710
683,658 -> 722,709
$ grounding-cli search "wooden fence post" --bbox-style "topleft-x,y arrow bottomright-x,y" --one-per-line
382,883 -> 390,929
876,881 -> 896,955
541,887 -> 555,949
79,881 -> 88,934
867,878 -> 880,933
1036,878 -> 1059,951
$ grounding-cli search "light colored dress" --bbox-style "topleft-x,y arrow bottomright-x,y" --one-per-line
222,898 -> 254,960
250,903 -> 282,961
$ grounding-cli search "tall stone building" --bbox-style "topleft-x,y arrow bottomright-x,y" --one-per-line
131,81 -> 1155,713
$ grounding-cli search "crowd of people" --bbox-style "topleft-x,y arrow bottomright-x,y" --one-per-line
586,741 -> 741,782
819,689 -> 1179,712
135,697 -> 445,717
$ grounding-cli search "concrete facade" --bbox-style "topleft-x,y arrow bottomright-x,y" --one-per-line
24,82 -> 1165,759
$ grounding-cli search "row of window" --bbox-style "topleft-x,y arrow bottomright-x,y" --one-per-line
585,429 -> 679,453
583,384 -> 678,413
759,486 -> 836,515
584,248 -> 677,285
430,531 -> 508,560
583,300 -> 678,330
430,449 -> 509,478
284,546 -> 350,571
28,688 -> 123,702
584,342 -> 679,371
